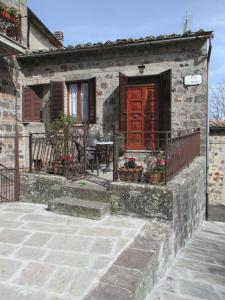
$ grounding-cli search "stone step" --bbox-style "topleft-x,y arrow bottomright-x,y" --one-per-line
62,181 -> 111,203
48,197 -> 111,220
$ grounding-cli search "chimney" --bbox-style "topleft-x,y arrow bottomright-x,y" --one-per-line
54,31 -> 64,44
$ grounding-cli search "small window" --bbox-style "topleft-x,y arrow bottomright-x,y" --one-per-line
68,78 -> 96,124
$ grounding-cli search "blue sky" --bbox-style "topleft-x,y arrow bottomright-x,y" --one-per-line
28,0 -> 225,88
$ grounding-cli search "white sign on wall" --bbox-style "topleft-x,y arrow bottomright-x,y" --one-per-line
184,75 -> 202,86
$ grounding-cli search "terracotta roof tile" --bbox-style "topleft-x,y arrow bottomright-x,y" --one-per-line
209,120 -> 225,128
19,30 -> 213,58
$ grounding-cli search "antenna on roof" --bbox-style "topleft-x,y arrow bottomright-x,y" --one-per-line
183,12 -> 191,33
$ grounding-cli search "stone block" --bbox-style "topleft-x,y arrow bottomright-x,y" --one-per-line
92,256 -> 111,270
114,248 -> 154,272
102,265 -> 144,297
0,243 -> 17,256
44,251 -> 91,268
14,262 -> 55,288
84,283 -> 134,300
24,232 -> 52,247
0,258 -> 22,280
91,238 -> 113,255
15,246 -> 45,260
47,267 -> 74,294
68,271 -> 98,297
0,284 -> 45,300
0,229 -> 30,244
48,235 -> 93,252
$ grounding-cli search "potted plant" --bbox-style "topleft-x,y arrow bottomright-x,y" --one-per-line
144,152 -> 166,184
0,5 -> 17,23
118,156 -> 143,182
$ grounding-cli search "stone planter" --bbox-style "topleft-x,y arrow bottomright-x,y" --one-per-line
144,172 -> 165,184
118,166 -> 143,183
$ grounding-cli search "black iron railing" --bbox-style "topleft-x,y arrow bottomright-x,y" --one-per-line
0,133 -> 20,202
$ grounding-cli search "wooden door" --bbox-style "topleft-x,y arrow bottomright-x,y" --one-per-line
127,84 -> 160,150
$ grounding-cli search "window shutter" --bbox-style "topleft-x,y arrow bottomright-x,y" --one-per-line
50,81 -> 64,121
22,87 -> 32,122
119,72 -> 128,132
31,86 -> 42,122
22,86 -> 42,122
88,77 -> 96,124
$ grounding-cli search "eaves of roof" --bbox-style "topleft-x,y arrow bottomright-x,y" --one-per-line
18,29 -> 213,59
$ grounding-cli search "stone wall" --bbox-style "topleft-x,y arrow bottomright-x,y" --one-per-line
111,156 -> 206,252
208,133 -> 225,205
18,39 -> 209,153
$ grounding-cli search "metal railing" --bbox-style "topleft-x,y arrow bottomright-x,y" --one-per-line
29,125 -> 88,180
0,2 -> 22,43
0,167 -> 15,201
0,133 -> 20,202
113,127 -> 201,185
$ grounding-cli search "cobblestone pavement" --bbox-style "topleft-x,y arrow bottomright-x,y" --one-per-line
0,202 -> 146,300
146,221 -> 225,300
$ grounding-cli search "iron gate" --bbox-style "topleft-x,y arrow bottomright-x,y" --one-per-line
0,133 -> 20,202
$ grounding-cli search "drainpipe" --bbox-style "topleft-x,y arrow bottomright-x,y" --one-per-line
205,38 -> 212,220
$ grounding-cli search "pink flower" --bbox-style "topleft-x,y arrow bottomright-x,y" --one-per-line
160,160 -> 166,166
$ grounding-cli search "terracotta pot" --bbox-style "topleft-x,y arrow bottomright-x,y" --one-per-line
52,160 -> 62,175
144,172 -> 164,184
118,166 -> 143,182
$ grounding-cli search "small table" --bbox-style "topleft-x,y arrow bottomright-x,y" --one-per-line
96,141 -> 113,172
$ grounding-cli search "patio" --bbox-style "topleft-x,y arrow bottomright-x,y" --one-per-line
0,202 -> 146,300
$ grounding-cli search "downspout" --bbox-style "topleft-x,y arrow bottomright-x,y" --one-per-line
205,38 -> 212,220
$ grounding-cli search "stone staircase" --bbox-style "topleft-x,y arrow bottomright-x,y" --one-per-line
20,174 -> 111,220
48,181 -> 111,220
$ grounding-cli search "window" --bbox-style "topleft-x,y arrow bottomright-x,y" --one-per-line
67,79 -> 96,123
68,82 -> 89,122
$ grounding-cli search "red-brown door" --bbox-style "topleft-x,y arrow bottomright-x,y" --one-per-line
127,84 -> 160,150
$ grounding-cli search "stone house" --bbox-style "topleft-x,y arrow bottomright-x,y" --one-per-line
17,30 -> 213,155
209,120 -> 225,205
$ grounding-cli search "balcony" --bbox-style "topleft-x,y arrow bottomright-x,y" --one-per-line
0,2 -> 26,56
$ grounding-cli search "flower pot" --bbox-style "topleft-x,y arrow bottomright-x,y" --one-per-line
51,160 -> 62,175
0,11 -> 16,23
144,172 -> 164,184
118,166 -> 143,182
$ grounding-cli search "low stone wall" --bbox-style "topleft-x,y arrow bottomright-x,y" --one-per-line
111,156 -> 206,252
20,174 -> 65,203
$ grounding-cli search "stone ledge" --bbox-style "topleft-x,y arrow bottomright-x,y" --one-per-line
84,221 -> 173,300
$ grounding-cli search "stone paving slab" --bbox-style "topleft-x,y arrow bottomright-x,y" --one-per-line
0,202 -> 146,300
146,221 -> 225,300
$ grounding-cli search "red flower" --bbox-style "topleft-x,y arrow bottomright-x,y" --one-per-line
60,156 -> 75,161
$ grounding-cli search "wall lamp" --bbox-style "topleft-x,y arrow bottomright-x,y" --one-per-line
138,64 -> 145,74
